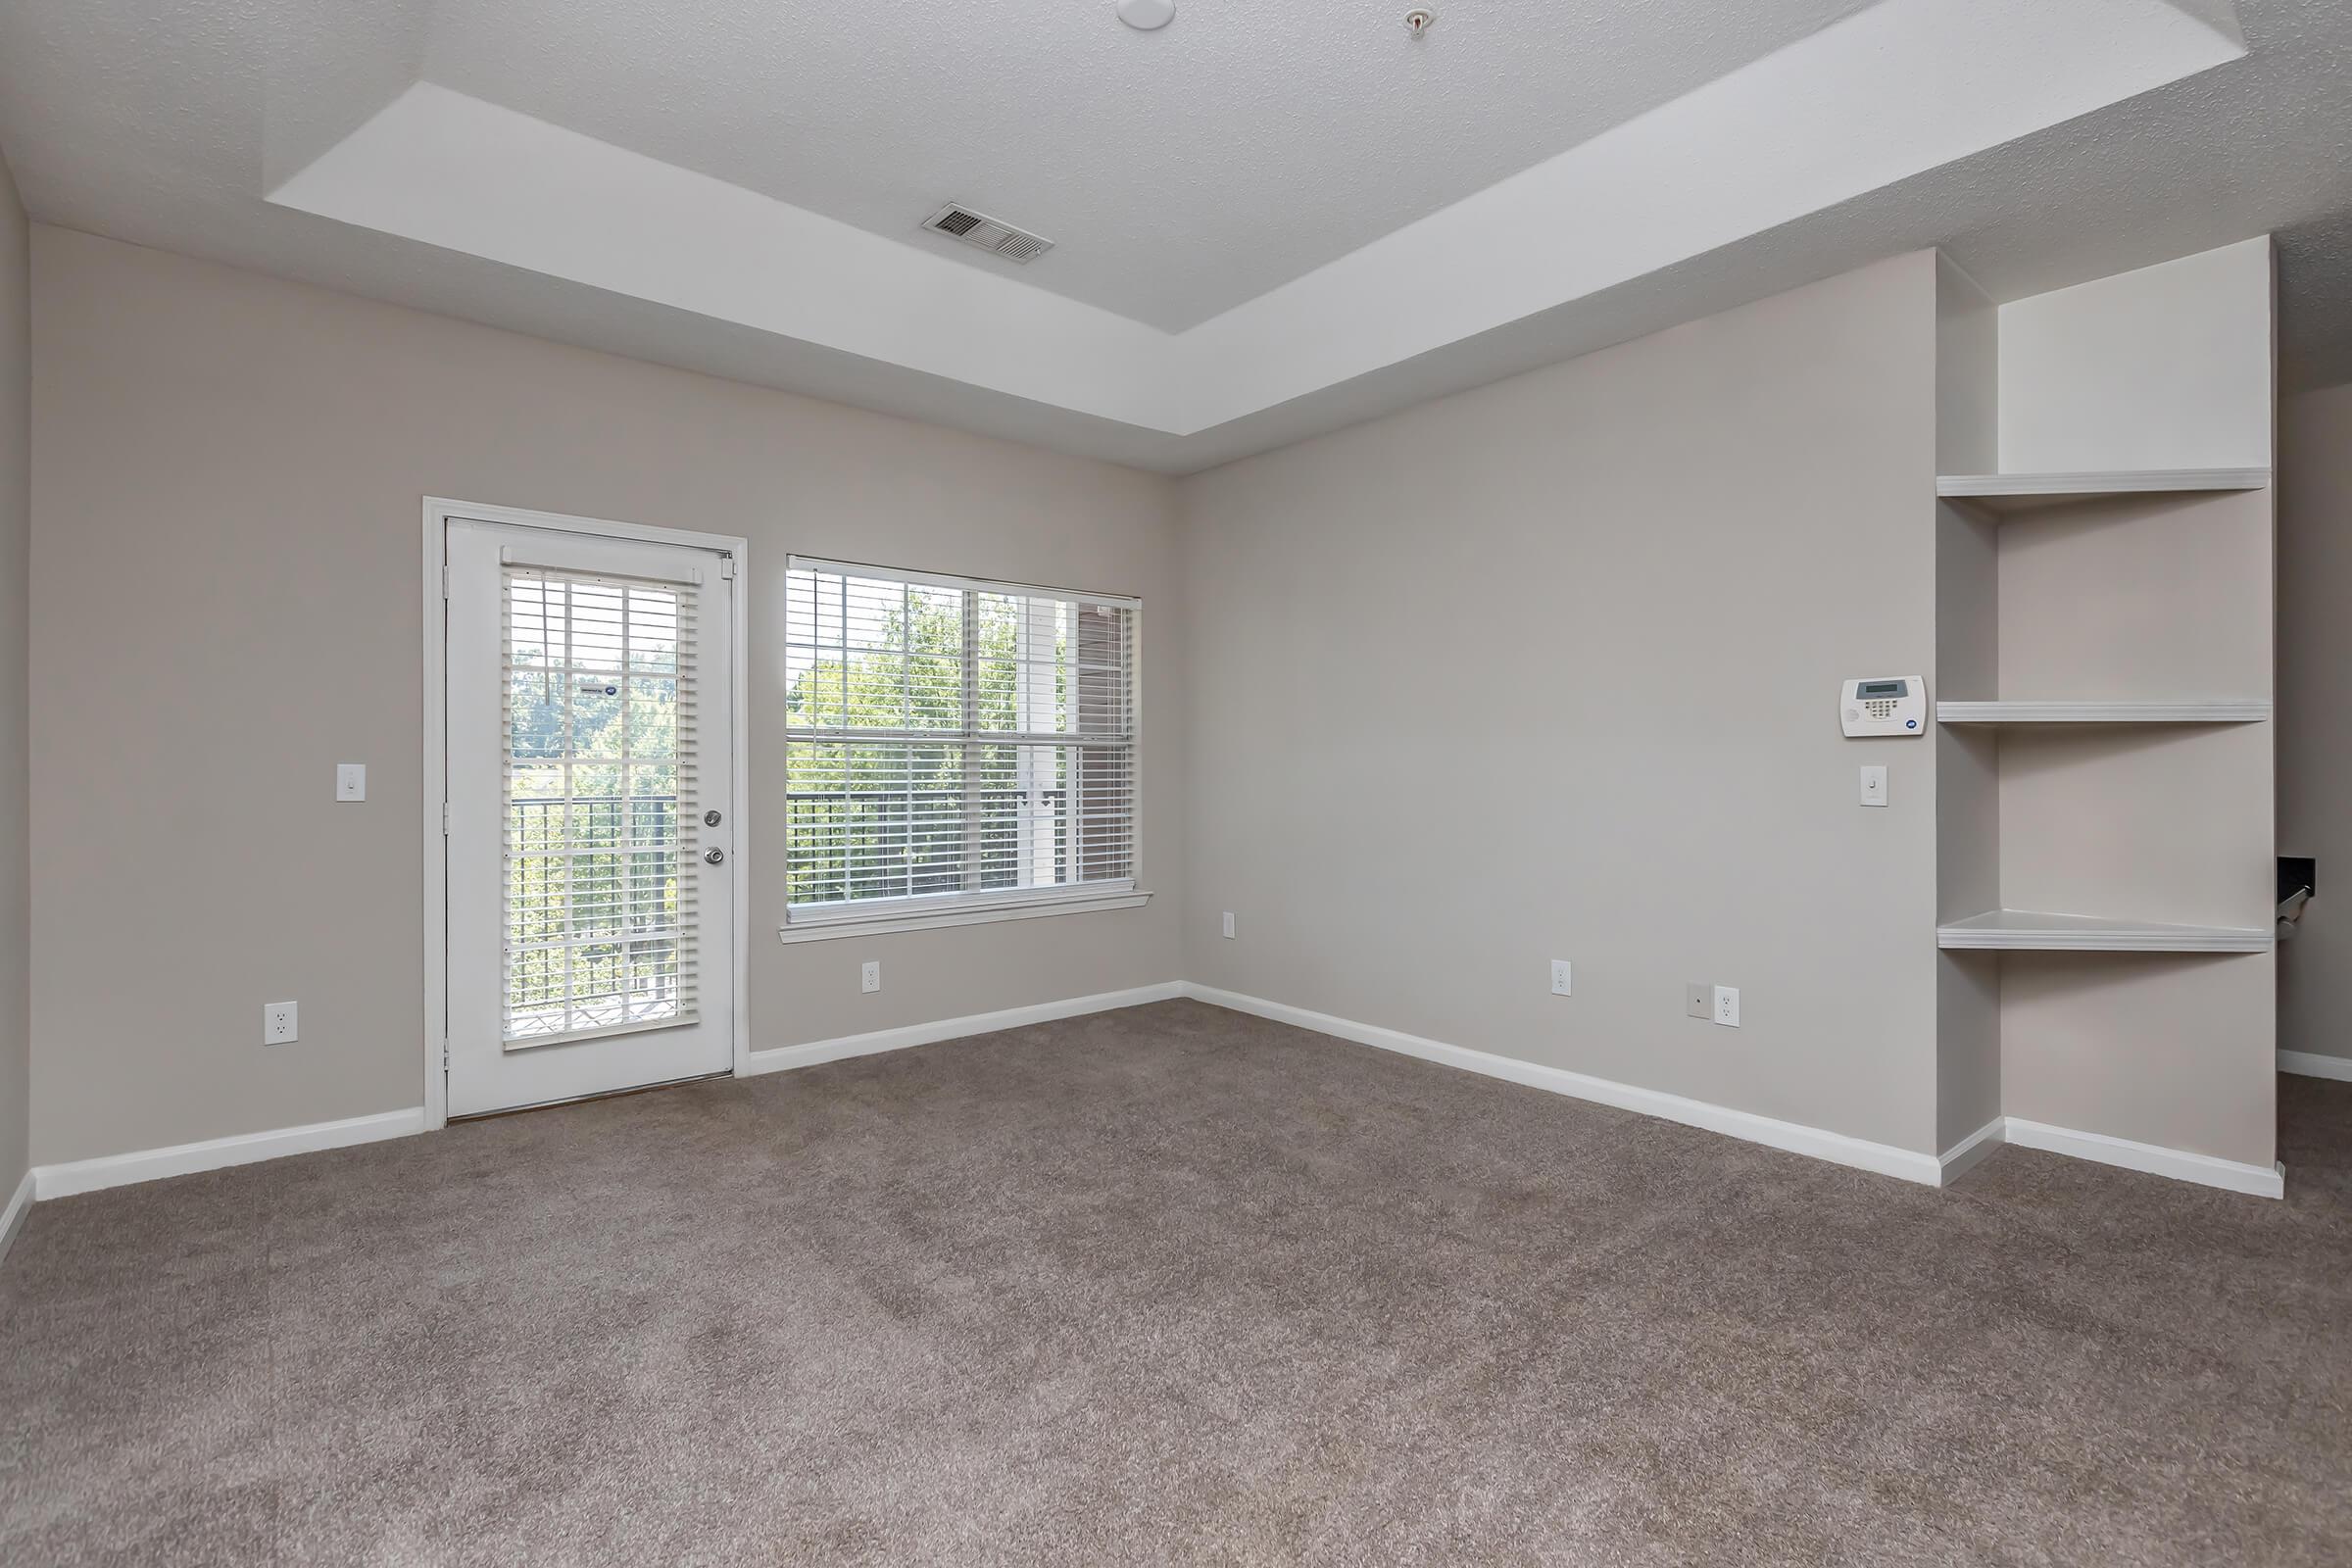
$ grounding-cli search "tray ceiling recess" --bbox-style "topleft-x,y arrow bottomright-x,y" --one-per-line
2,0 -> 2313,471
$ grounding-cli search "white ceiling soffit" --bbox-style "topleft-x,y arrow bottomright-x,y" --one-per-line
20,0 -> 2334,473
267,0 -> 2241,456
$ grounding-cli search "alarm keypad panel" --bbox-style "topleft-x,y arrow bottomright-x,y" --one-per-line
1840,676 -> 1926,737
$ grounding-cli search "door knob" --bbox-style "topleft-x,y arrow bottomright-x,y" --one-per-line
705,848 -> 725,865
704,809 -> 722,827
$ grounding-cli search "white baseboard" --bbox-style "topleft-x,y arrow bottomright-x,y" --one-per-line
11,987 -> 2296,1211
2001,1117 -> 2284,1199
2279,1049 -> 2352,1083
1180,984 -> 1946,1186
1937,1117 -> 2007,1184
31,1107 -> 429,1200
740,981 -> 1189,1078
0,1167 -> 33,1268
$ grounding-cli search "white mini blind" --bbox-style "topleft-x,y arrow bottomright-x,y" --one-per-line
783,559 -> 1138,917
502,566 -> 700,1047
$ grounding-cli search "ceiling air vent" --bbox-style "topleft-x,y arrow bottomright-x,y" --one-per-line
923,204 -> 1054,264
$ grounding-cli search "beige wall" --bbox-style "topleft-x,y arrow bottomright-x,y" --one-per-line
1176,253 -> 1947,1155
0,156 -> 27,1198
2280,380 -> 2352,1065
28,226 -> 1184,1166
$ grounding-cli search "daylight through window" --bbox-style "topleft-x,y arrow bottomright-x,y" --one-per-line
782,560 -> 1138,921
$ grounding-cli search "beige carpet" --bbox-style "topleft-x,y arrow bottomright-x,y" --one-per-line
3,998 -> 2349,1565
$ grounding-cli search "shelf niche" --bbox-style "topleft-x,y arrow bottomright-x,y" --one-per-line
1929,238 -> 2278,1184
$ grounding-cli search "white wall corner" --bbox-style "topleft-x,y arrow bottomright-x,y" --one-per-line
1937,1117 -> 2007,1185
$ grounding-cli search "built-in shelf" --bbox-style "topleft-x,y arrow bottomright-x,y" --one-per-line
1936,700 -> 2270,725
1936,909 -> 2272,953
1936,467 -> 2271,514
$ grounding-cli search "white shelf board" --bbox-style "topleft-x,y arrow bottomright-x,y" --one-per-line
1936,909 -> 2272,953
1936,700 -> 2270,725
1936,467 -> 2270,514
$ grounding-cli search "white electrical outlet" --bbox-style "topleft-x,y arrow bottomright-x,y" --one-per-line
1221,911 -> 1236,940
860,960 -> 881,994
335,762 -> 367,802
1550,959 -> 1572,996
1712,986 -> 1740,1028
264,1001 -> 298,1046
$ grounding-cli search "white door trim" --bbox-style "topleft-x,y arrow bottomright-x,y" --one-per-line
420,497 -> 754,1131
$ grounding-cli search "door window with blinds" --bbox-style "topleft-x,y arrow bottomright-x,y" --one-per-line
783,559 -> 1138,922
504,567 -> 700,1043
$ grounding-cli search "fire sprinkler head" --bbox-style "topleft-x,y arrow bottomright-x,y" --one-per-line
1403,8 -> 1437,36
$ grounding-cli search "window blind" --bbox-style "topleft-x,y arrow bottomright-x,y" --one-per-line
502,566 -> 700,1046
783,558 -> 1138,918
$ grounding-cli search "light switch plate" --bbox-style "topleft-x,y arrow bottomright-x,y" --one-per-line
1859,764 -> 1888,808
336,762 -> 367,802
1221,911 -> 1236,939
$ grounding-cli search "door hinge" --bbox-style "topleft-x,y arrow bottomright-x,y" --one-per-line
718,553 -> 737,580
441,802 -> 451,836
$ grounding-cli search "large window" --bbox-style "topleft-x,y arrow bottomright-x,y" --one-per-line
782,559 -> 1139,927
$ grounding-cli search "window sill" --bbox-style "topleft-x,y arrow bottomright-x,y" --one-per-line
778,890 -> 1152,944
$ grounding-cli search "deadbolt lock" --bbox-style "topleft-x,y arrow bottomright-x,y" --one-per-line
705,848 -> 725,865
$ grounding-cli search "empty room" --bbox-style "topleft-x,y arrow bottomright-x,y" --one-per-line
3,0 -> 2351,1562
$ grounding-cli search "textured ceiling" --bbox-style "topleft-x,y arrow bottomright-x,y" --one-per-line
0,0 -> 2349,475
416,0 -> 1880,331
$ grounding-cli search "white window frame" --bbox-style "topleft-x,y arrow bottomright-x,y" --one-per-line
777,556 -> 1149,944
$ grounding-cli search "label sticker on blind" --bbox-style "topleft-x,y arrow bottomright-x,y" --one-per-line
577,680 -> 619,696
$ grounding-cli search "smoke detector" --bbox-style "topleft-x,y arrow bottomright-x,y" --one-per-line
922,204 -> 1055,264
1403,8 -> 1437,35
1118,0 -> 1175,30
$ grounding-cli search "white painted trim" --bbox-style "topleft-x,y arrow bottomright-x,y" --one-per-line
740,982 -> 1187,1077
1936,466 -> 2271,502
1179,985 -> 1945,1186
2001,1117 -> 2284,1199
32,1109 -> 429,1200
779,891 -> 1152,943
1935,700 -> 2270,724
2279,1049 -> 2352,1082
1937,1117 -> 2007,1183
13,996 -> 2302,1211
421,498 -> 757,1103
428,496 -> 756,558
0,1168 -> 34,1269
1936,908 -> 2273,953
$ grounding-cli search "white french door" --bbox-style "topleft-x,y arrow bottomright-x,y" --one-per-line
443,516 -> 737,1117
